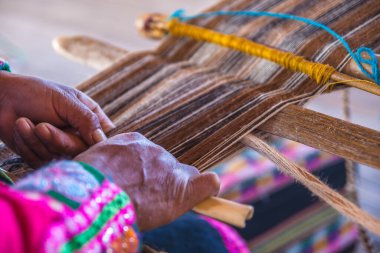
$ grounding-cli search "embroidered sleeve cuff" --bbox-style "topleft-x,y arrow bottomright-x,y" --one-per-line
14,160 -> 141,253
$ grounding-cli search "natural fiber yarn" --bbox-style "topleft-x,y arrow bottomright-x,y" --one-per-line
342,90 -> 376,253
242,134 -> 380,236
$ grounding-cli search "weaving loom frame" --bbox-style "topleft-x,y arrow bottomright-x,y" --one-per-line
0,0 -> 378,241
49,0 -> 380,236
64,0 -> 380,170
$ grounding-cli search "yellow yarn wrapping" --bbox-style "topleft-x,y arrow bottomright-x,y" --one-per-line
168,19 -> 336,85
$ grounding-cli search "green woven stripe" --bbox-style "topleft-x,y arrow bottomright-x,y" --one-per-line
60,192 -> 129,253
47,190 -> 80,209
252,206 -> 337,253
79,162 -> 105,184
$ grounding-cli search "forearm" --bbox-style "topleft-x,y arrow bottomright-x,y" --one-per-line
0,61 -> 12,102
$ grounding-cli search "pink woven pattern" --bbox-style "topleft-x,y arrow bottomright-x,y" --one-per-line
201,216 -> 250,253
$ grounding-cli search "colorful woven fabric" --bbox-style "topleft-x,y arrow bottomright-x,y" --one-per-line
1,161 -> 140,253
285,216 -> 357,253
250,204 -> 357,253
201,216 -> 250,253
142,212 -> 249,253
236,161 -> 346,240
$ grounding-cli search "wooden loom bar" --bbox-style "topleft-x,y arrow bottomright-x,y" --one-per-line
330,72 -> 380,96
257,105 -> 380,169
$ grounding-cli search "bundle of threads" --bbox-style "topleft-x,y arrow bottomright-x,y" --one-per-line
136,9 -> 380,95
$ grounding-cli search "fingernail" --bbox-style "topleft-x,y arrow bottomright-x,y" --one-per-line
103,122 -> 116,133
38,125 -> 51,143
16,119 -> 32,138
92,129 -> 107,143
109,122 -> 116,130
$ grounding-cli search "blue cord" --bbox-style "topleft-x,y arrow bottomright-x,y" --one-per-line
170,9 -> 379,85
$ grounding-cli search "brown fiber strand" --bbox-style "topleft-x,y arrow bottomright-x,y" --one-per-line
342,89 -> 376,253
242,134 -> 380,236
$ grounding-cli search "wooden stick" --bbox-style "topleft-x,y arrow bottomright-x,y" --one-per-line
52,35 -> 127,70
331,72 -> 380,96
257,104 -> 380,170
193,197 -> 254,228
343,53 -> 380,81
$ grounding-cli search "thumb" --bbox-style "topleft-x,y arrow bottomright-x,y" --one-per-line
186,172 -> 220,208
75,92 -> 115,133
35,123 -> 88,156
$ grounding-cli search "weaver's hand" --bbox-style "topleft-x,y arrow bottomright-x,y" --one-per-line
74,133 -> 220,231
0,71 -> 114,167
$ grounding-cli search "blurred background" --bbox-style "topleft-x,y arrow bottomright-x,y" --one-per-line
1,0 -> 379,252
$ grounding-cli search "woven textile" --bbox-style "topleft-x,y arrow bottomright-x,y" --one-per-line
251,204 -> 357,253
76,0 -> 380,171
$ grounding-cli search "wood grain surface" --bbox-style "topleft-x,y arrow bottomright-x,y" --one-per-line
258,105 -> 380,169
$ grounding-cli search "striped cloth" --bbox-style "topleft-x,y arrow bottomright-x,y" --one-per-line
252,204 -> 357,253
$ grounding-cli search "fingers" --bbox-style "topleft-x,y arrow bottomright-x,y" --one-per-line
55,91 -> 107,146
13,118 -> 89,168
186,171 -> 220,208
35,123 -> 88,157
76,92 -> 115,133
13,118 -> 45,168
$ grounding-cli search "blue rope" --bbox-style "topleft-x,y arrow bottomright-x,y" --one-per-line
170,9 -> 379,85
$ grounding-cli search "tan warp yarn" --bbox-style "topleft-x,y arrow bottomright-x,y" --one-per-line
342,90 -> 376,253
243,134 -> 380,236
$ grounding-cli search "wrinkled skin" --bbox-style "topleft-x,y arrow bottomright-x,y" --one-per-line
75,133 -> 220,231
0,71 -> 114,167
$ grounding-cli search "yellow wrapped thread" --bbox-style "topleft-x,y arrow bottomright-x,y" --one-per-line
168,19 -> 336,85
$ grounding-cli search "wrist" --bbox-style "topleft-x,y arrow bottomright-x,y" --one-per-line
74,155 -> 112,180
0,70 -> 13,102
0,58 -> 12,86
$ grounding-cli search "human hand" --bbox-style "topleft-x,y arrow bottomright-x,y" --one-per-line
0,71 -> 114,167
74,132 -> 220,231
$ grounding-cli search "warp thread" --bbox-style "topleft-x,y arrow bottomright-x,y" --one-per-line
343,90 -> 376,253
170,9 -> 379,85
243,134 -> 380,237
